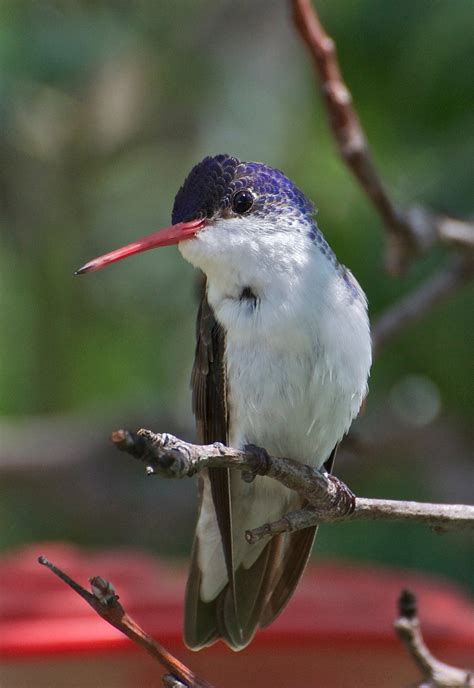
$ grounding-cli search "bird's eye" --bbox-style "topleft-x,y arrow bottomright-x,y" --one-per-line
232,189 -> 254,214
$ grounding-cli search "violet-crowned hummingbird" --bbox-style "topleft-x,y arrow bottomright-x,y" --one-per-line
76,154 -> 372,651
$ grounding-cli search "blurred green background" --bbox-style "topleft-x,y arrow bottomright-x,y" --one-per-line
0,1 -> 472,592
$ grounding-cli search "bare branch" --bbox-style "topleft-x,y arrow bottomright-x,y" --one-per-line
438,217 -> 474,250
395,590 -> 473,687
112,430 -> 474,541
246,498 -> 474,544
37,556 -> 214,688
163,677 -> 189,688
372,255 -> 474,352
291,0 -> 474,274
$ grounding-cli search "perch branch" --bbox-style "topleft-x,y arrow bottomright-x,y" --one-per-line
37,556 -> 214,688
395,590 -> 473,687
112,430 -> 474,543
372,255 -> 474,352
291,0 -> 474,274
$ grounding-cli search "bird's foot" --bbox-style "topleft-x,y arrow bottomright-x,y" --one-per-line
241,443 -> 271,483
327,474 -> 356,515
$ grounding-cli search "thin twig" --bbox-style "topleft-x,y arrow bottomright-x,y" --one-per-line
394,590 -> 473,687
291,0 -> 474,274
246,499 -> 474,544
37,556 -> 214,688
112,430 -> 474,543
163,677 -> 189,688
372,255 -> 474,352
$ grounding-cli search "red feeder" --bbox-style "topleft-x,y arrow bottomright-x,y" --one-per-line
1,543 -> 473,687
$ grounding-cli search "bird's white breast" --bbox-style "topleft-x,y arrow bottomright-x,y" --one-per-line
203,231 -> 371,468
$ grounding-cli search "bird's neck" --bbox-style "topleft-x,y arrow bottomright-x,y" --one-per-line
205,238 -> 341,347
197,217 -> 332,300
180,214 -> 368,354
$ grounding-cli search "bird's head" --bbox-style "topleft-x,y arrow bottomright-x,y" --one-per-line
75,154 -> 329,286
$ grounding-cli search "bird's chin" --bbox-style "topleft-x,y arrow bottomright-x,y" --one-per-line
178,240 -> 220,281
178,215 -> 267,288
178,225 -> 224,275
178,236 -> 205,271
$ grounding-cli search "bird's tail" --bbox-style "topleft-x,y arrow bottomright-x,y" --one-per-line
184,521 -> 317,650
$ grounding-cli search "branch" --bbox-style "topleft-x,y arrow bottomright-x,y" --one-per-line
395,590 -> 473,688
37,556 -> 214,688
372,255 -> 474,352
35,559 -> 474,688
112,430 -> 474,542
291,0 -> 474,274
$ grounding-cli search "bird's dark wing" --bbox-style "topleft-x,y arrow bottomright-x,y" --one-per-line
191,285 -> 228,445
191,289 -> 234,590
185,283 -> 236,647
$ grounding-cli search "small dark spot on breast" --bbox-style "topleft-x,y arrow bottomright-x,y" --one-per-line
240,286 -> 259,309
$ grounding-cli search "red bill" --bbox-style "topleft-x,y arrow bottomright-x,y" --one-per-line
75,218 -> 206,274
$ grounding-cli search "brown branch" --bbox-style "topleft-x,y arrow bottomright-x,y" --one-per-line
246,498 -> 474,544
395,590 -> 473,687
112,430 -> 474,543
291,0 -> 474,274
372,255 -> 474,352
37,556 -> 214,688
163,677 -> 189,688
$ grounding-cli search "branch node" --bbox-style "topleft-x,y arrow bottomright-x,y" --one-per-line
398,588 -> 417,620
162,676 -> 189,688
246,516 -> 291,545
291,0 -> 474,276
89,576 -> 118,605
327,474 -> 356,514
38,557 -> 213,688
242,443 -> 272,480
111,429 -> 148,459
394,589 -> 473,687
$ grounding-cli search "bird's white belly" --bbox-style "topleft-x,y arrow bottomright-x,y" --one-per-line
226,337 -> 353,468
212,332 -> 350,576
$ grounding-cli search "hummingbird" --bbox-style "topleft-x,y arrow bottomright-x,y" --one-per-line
76,154 -> 372,651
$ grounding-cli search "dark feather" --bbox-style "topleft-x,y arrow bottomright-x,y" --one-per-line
259,527 -> 317,627
191,286 -> 228,444
185,284 -> 238,648
191,289 -> 233,578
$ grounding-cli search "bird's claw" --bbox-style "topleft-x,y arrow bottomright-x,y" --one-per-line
241,443 -> 271,482
327,474 -> 356,514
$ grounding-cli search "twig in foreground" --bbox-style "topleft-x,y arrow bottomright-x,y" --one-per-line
395,590 -> 473,687
291,0 -> 474,274
112,430 -> 474,543
37,556 -> 214,688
